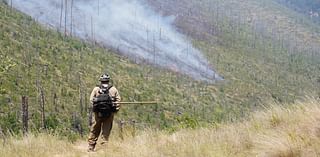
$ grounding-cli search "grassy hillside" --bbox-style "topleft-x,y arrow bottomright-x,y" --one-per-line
149,0 -> 320,104
1,99 -> 320,157
150,0 -> 320,91
1,0 -> 320,137
0,2 -> 229,136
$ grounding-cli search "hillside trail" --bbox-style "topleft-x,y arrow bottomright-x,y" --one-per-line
73,142 -> 92,156
54,141 -> 112,157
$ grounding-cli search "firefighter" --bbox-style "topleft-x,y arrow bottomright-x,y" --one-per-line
87,73 -> 121,152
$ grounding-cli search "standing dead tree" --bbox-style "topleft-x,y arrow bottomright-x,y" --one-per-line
78,72 -> 84,114
91,16 -> 95,43
10,0 -> 12,12
64,0 -> 68,37
21,96 -> 28,135
53,93 -> 58,112
59,0 -> 63,31
40,88 -> 46,129
70,0 -> 74,36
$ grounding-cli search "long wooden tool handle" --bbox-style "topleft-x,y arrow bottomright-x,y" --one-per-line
116,101 -> 158,104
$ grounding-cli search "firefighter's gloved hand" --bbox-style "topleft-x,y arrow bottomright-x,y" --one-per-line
92,97 -> 98,103
113,103 -> 120,112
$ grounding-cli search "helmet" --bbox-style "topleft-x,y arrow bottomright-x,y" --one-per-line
99,74 -> 110,82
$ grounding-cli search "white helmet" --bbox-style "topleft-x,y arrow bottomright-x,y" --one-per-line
99,74 -> 110,82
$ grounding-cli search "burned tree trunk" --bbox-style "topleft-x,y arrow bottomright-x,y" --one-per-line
70,0 -> 74,36
40,88 -> 46,129
64,0 -> 68,37
78,73 -> 83,114
53,93 -> 58,112
59,0 -> 63,30
21,96 -> 28,135
91,16 -> 95,43
10,0 -> 12,12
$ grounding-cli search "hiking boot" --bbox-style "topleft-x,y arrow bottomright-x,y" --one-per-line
87,144 -> 95,152
100,141 -> 108,146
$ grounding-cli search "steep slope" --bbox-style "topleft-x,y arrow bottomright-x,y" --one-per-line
0,2 -> 221,134
1,0 -> 320,136
10,0 -> 223,82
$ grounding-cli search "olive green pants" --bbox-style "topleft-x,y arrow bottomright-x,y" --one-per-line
88,112 -> 114,146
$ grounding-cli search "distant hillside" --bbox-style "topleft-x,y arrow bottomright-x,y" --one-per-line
148,0 -> 320,102
149,0 -> 320,56
1,0 -> 320,136
276,0 -> 320,19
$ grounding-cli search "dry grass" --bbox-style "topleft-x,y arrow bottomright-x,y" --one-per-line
1,99 -> 320,157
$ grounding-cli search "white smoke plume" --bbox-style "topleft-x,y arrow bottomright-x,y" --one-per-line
11,0 -> 222,82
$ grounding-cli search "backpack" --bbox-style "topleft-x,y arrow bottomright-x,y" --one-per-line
92,85 -> 114,118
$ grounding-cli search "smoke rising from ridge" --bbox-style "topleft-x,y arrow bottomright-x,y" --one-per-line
12,0 -> 222,82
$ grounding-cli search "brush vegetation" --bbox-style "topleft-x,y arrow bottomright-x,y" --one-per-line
1,99 -> 320,157
0,0 -> 320,137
